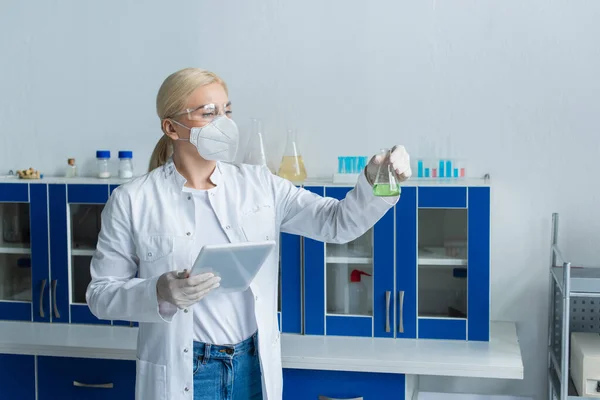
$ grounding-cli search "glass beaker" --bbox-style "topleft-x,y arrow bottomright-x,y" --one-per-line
372,148 -> 400,197
277,128 -> 307,183
245,118 -> 270,170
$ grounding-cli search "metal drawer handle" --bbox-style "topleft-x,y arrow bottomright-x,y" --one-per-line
51,279 -> 60,319
398,290 -> 405,333
385,291 -> 391,333
73,381 -> 114,389
318,397 -> 363,400
39,279 -> 47,318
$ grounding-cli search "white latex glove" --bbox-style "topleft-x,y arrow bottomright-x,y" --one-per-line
156,270 -> 221,309
365,145 -> 412,186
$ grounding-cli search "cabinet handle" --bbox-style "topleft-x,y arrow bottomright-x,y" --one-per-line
51,279 -> 60,319
385,291 -> 391,333
73,381 -> 114,389
398,290 -> 405,333
39,279 -> 47,318
318,397 -> 363,400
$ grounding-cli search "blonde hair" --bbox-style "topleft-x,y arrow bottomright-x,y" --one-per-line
148,68 -> 228,171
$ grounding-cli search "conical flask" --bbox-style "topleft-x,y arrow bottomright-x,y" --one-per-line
372,148 -> 400,197
277,128 -> 307,183
245,118 -> 270,169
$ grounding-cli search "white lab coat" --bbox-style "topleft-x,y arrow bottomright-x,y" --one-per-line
86,158 -> 395,400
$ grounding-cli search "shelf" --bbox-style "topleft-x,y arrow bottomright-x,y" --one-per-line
326,246 -> 373,265
418,248 -> 467,267
0,243 -> 31,255
71,248 -> 95,257
552,266 -> 600,296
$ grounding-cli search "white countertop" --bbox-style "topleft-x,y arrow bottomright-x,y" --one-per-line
0,175 -> 490,187
0,320 -> 522,380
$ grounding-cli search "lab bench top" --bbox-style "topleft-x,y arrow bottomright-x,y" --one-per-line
0,175 -> 490,187
0,321 -> 522,380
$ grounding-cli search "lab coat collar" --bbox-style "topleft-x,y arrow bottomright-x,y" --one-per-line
161,157 -> 223,192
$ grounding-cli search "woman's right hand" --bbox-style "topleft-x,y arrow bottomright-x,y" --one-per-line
156,270 -> 221,309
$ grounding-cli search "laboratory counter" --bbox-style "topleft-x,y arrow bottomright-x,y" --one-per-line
0,320 -> 522,380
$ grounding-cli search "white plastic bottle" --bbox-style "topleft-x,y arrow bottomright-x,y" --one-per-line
348,269 -> 371,315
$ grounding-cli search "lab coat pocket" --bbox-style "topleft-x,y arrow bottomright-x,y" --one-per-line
138,235 -> 174,262
241,205 -> 275,242
135,358 -> 166,400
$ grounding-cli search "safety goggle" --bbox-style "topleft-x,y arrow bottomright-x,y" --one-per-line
171,102 -> 232,122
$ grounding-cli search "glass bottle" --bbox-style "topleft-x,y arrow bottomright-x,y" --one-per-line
96,150 -> 111,179
118,151 -> 134,179
277,128 -> 307,183
65,158 -> 77,178
372,148 -> 400,197
245,118 -> 271,171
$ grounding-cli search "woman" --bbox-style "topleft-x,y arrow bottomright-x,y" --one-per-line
86,67 -> 411,400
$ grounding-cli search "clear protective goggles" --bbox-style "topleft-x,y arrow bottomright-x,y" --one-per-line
171,102 -> 232,123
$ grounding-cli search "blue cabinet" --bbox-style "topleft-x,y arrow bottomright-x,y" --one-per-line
0,183 -> 50,322
0,354 -> 35,399
283,369 -> 406,400
304,184 -> 491,341
38,356 -> 135,400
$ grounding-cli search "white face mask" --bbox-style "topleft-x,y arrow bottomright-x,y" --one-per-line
171,116 -> 240,162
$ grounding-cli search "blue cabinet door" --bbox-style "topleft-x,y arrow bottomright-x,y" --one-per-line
0,183 -> 50,322
414,186 -> 490,341
303,186 -> 394,338
281,232 -> 302,334
395,187 -> 417,339
0,354 -> 35,399
50,184 -> 112,325
38,356 -> 135,400
283,369 -> 405,400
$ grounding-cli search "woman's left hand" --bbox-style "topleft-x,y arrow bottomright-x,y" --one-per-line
365,145 -> 412,185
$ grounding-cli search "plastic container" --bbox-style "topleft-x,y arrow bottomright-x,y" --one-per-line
372,148 -> 400,197
96,151 -> 111,179
65,158 -> 77,178
348,269 -> 371,315
118,151 -> 134,179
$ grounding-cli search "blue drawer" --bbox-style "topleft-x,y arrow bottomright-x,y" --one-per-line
283,369 -> 405,400
38,356 -> 135,400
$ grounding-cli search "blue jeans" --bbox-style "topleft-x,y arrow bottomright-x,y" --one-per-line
193,332 -> 263,399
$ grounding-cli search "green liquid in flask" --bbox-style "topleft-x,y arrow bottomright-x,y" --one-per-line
373,183 -> 401,197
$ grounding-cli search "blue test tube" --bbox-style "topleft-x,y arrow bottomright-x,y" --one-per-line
424,167 -> 430,178
439,160 -> 445,178
454,168 -> 459,178
338,157 -> 344,174
446,160 -> 452,177
418,160 -> 424,178
344,157 -> 353,174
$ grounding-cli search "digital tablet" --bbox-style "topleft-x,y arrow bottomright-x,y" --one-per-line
190,241 -> 276,293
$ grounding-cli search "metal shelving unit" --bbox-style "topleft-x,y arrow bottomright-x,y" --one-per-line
548,213 -> 600,400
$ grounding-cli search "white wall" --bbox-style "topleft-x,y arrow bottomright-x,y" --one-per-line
2,1 -> 600,398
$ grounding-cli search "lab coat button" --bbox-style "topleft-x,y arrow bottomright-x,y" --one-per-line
186,232 -> 191,236
183,308 -> 188,313
184,386 -> 190,392
184,348 -> 188,353
147,252 -> 152,257
225,225 -> 231,230
255,295 -> 259,301
187,195 -> 191,200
